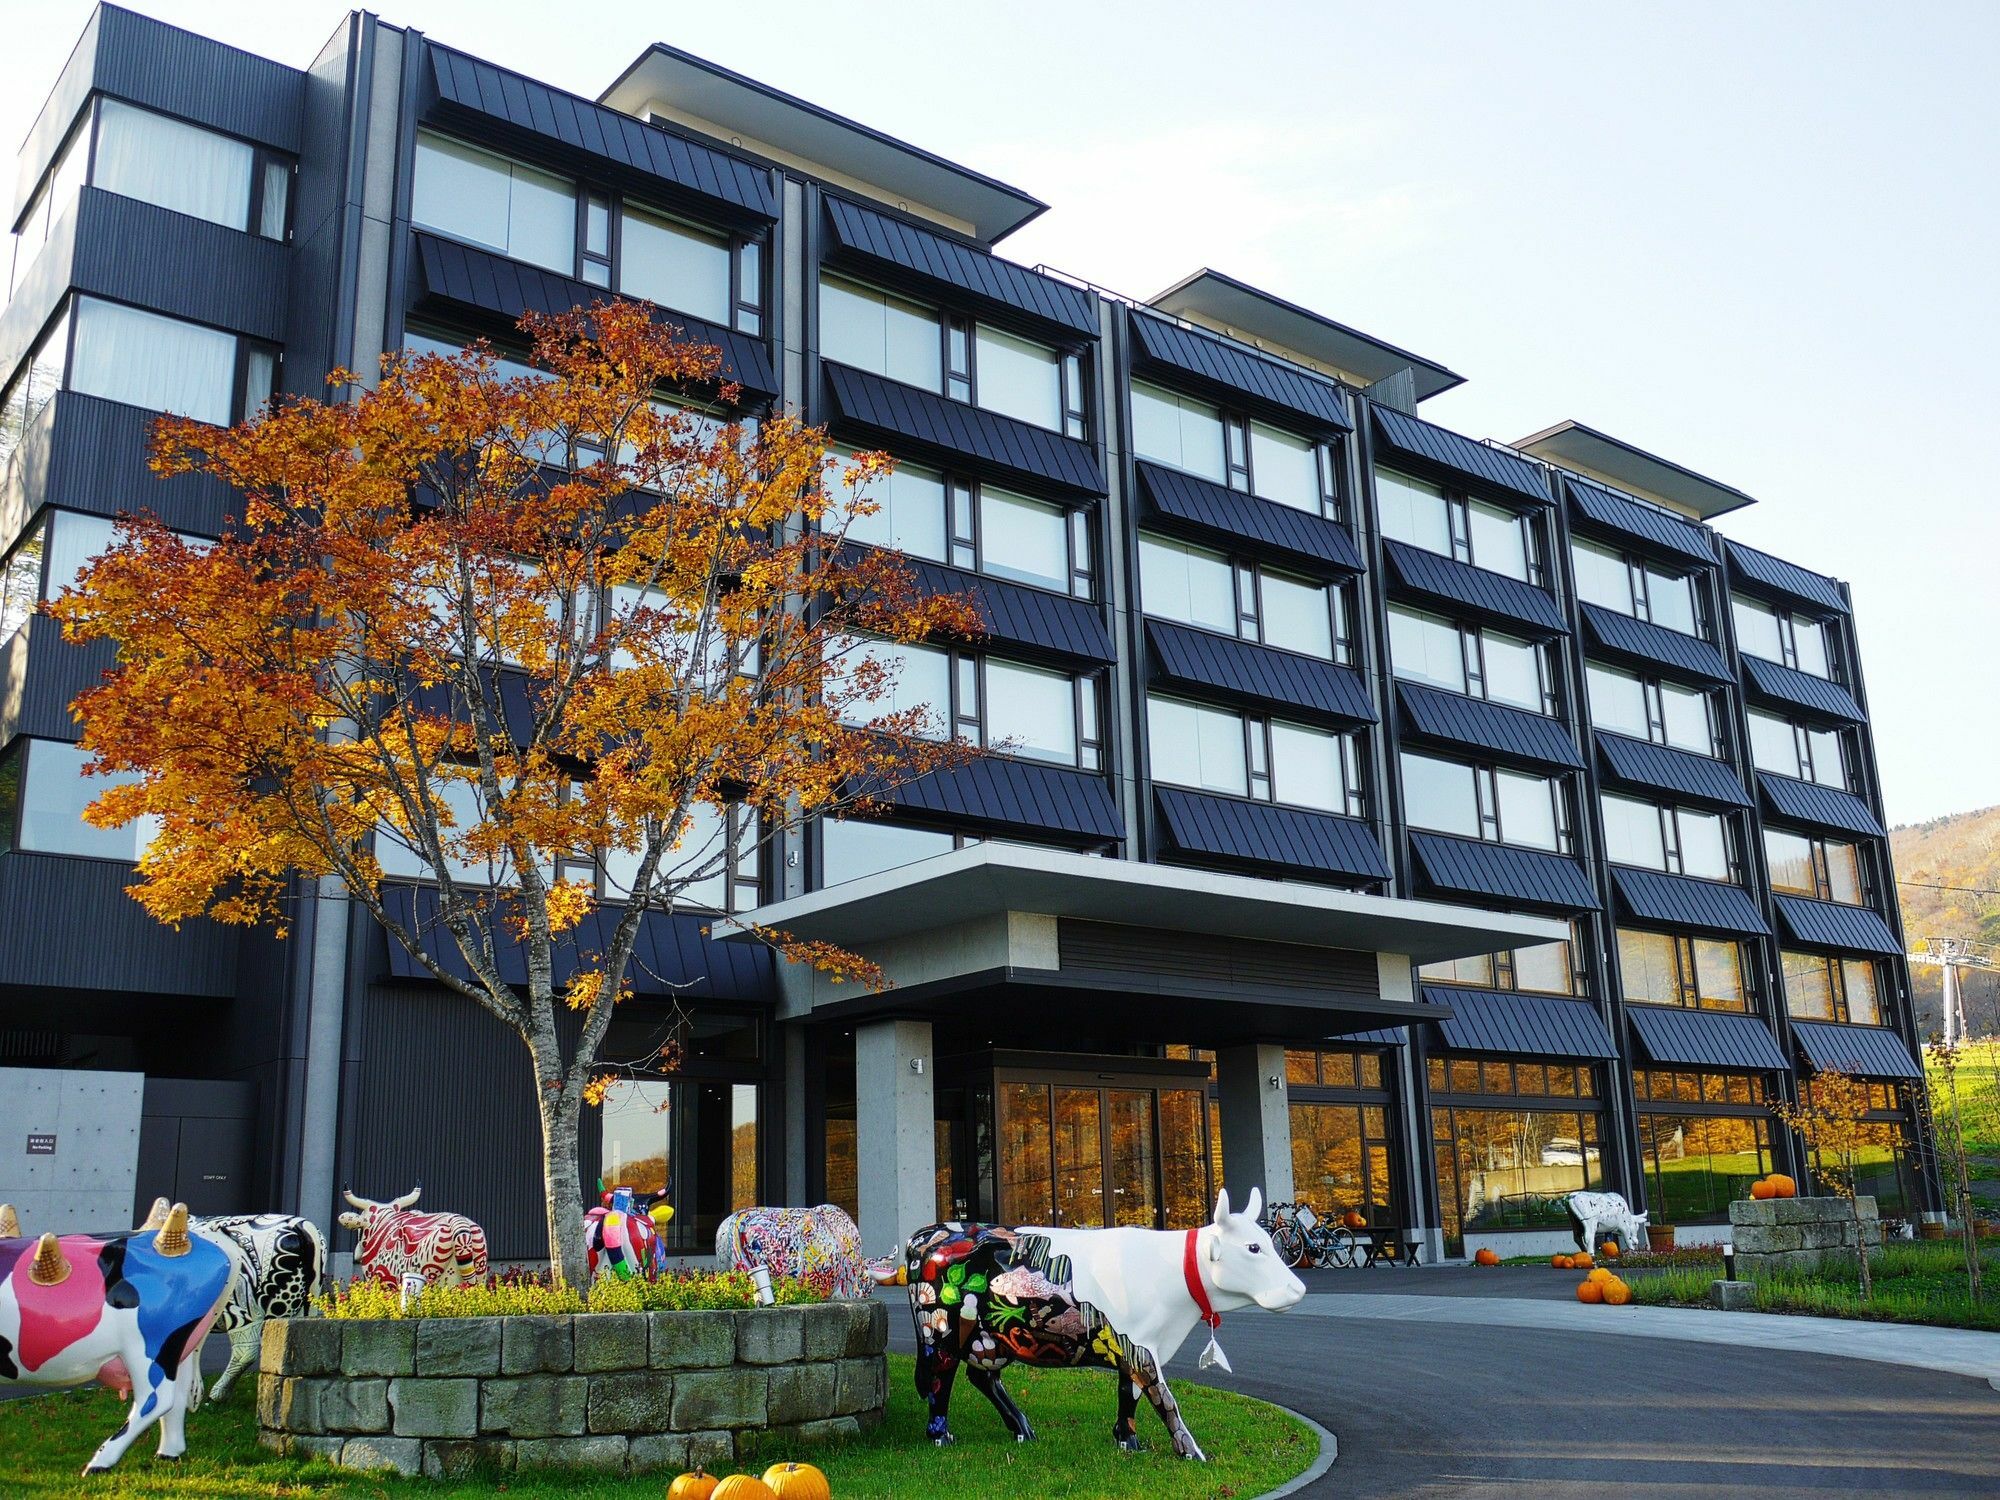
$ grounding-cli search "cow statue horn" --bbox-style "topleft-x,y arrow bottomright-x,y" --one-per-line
155,1204 -> 192,1258
392,1183 -> 421,1210
30,1232 -> 69,1285
0,1203 -> 18,1239
342,1185 -> 367,1210
138,1196 -> 171,1231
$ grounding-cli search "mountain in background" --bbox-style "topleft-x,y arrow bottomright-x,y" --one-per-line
1890,803 -> 2000,1040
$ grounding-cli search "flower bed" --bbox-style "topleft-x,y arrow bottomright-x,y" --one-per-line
317,1268 -> 818,1320
259,1296 -> 886,1478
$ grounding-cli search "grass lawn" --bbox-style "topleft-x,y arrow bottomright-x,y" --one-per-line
1627,1241 -> 2000,1332
1928,1038 -> 2000,1158
0,1354 -> 1316,1500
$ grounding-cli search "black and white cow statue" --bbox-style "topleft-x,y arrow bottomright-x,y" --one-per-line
1564,1190 -> 1648,1255
138,1197 -> 328,1402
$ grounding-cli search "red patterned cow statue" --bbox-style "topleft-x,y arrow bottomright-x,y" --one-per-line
337,1185 -> 487,1288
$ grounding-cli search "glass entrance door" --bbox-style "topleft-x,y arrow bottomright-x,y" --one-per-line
993,1077 -> 1210,1229
1053,1087 -> 1104,1227
1104,1089 -> 1158,1227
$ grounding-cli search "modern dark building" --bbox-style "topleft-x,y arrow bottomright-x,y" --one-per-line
0,5 -> 1937,1264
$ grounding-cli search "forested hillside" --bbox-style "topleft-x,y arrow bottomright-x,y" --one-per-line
1891,804 -> 2000,1039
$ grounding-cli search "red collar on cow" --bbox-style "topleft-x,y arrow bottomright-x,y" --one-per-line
1182,1228 -> 1220,1329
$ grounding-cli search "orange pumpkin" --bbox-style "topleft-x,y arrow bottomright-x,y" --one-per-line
1750,1178 -> 1776,1200
1766,1173 -> 1797,1199
1575,1279 -> 1604,1304
1598,1241 -> 1620,1260
1572,1252 -> 1594,1270
669,1473 -> 721,1500
1342,1209 -> 1366,1230
1473,1247 -> 1500,1266
761,1462 -> 831,1500
1603,1279 -> 1633,1306
1586,1267 -> 1616,1285
1551,1254 -> 1573,1269
712,1479 -> 778,1500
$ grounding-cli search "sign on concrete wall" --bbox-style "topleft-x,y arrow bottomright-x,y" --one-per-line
0,1068 -> 143,1234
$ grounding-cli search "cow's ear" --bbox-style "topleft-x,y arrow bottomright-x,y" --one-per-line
1212,1187 -> 1232,1225
1242,1188 -> 1263,1225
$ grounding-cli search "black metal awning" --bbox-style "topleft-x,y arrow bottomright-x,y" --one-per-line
1626,1005 -> 1789,1072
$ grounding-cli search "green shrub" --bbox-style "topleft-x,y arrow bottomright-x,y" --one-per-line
317,1267 -> 819,1320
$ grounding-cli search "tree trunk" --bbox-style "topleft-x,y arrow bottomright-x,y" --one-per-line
538,1084 -> 590,1286
1852,1190 -> 1872,1302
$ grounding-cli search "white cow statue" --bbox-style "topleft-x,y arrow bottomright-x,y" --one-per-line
880,1188 -> 1305,1460
1565,1190 -> 1649,1254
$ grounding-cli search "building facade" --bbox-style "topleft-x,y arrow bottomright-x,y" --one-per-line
0,5 -> 1937,1262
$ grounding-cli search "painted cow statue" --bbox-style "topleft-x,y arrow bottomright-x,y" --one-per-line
1566,1190 -> 1649,1254
136,1197 -> 327,1402
883,1189 -> 1305,1460
716,1203 -> 867,1300
337,1186 -> 488,1288
0,1202 -> 232,1473
585,1186 -> 668,1281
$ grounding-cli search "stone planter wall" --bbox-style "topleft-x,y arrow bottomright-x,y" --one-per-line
257,1301 -> 887,1479
1729,1195 -> 1880,1275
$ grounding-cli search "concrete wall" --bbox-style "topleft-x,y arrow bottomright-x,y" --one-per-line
0,1065 -> 143,1232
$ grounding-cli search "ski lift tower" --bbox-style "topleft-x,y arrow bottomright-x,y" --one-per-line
1906,937 -> 1997,1048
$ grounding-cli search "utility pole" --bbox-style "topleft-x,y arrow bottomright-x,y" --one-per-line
1906,937 -> 1994,1047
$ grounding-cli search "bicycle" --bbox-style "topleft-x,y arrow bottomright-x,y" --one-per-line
1263,1201 -> 1361,1269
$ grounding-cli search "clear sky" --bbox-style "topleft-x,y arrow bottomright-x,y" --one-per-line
5,0 -> 1995,826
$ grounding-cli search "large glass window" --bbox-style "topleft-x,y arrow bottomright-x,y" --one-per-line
413,131 -> 575,274
0,737 -> 158,862
985,660 -> 1076,764
1587,663 -> 1713,754
835,637 -> 950,733
1468,501 -> 1530,582
819,275 -> 942,390
974,326 -> 1062,431
69,297 -> 258,426
1636,1100 -> 1773,1226
1572,539 -> 1703,636
597,1075 -> 761,1252
1600,793 -> 1733,880
1379,469 -> 1539,582
1247,421 -> 1320,513
1147,696 -> 1248,797
1388,607 -> 1466,693
1375,468 -> 1450,554
978,487 -> 1067,591
1139,533 -> 1348,664
1390,606 -> 1549,714
1149,695 -> 1363,815
820,816 -> 956,887
1781,950 -> 1882,1025
1765,829 -> 1868,905
1399,752 -> 1480,840
1402,752 -> 1567,851
1260,569 -> 1337,661
601,802 -> 758,913
1617,929 -> 1751,1011
1420,924 -> 1583,996
838,640 -> 1097,768
618,203 -> 731,323
1131,380 -> 1225,484
1138,534 -> 1234,633
1429,1062 -> 1604,1249
1732,594 -> 1837,680
827,446 -> 948,560
9,114 -> 89,297
93,99 -> 287,239
1747,709 -> 1849,788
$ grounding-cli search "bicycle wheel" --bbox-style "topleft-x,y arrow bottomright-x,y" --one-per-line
1328,1226 -> 1360,1267
1271,1219 -> 1308,1269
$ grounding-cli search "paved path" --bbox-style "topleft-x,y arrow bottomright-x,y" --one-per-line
886,1267 -> 2000,1497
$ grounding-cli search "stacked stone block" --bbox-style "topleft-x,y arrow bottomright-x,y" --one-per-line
258,1301 -> 888,1478
1728,1195 -> 1881,1275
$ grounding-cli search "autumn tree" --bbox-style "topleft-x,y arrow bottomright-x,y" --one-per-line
1919,1040 -> 1984,1303
1770,1069 -> 1888,1300
49,301 -> 979,1284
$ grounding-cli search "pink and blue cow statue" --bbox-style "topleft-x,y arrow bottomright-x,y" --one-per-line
585,1186 -> 670,1281
0,1202 -> 233,1473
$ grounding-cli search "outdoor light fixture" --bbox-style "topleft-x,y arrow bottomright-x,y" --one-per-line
1722,1243 -> 1737,1280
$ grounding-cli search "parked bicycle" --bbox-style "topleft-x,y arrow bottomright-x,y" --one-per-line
1263,1200 -> 1361,1269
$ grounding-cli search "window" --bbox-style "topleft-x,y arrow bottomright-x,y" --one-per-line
67,297 -> 274,426
9,114 -> 89,298
93,99 -> 289,240
985,659 -> 1077,764
1599,793 -> 1734,880
834,637 -> 951,735
1131,380 -> 1226,484
1731,595 -> 1837,679
2,510 -> 214,640
1747,709 -> 1848,788
1765,829 -> 1868,905
1428,1059 -> 1603,1247
1583,662 -> 1716,755
1388,606 -> 1553,714
617,202 -> 731,324
1289,1098 -> 1396,1225
413,131 -> 576,275
1400,752 -> 1569,851
1796,1077 -> 1918,1217
1149,695 -> 1364,816
1634,1077 -> 1774,1225
0,308 -> 69,471
0,737 -> 158,861
1617,929 -> 1751,1011
828,447 -> 1092,598
820,816 -> 957,887
1376,468 -> 1539,583
974,326 -> 1062,431
1782,951 -> 1882,1025
597,1075 -> 761,1252
1420,923 -> 1584,996
1140,533 -> 1350,664
840,638 -> 1100,769
601,801 -> 759,912
1570,539 -> 1703,636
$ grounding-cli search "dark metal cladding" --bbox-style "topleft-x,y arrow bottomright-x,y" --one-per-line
1563,474 -> 1714,566
1756,772 -> 1886,839
877,755 -> 1123,841
1395,682 -> 1583,770
1421,986 -> 1620,1060
1,392 -> 239,544
1772,895 -> 1902,956
410,231 -> 777,397
423,42 -> 776,220
1148,620 -> 1377,725
822,195 -> 1096,336
1382,541 -> 1568,636
1579,603 -> 1734,686
0,853 -> 238,997
822,361 -> 1105,497
1739,654 -> 1866,724
1134,461 -> 1365,573
901,557 -> 1114,665
1346,1026 -> 1411,1045
1790,1021 -> 1922,1081
1154,786 -> 1389,883
1626,1005 -> 1790,1072
1370,407 -> 1551,506
1128,309 -> 1350,433
1408,832 -> 1600,911
1610,868 -> 1771,937
1595,733 -> 1752,808
1724,538 -> 1848,616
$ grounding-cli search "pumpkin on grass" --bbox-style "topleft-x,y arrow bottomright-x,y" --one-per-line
762,1462 -> 831,1500
1766,1173 -> 1797,1199
1603,1279 -> 1633,1306
1575,1280 -> 1604,1304
669,1472 -> 721,1500
712,1477 -> 779,1500
1750,1178 -> 1776,1200
1473,1247 -> 1500,1266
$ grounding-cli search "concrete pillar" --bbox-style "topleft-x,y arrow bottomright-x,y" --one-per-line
1216,1043 -> 1293,1210
855,1019 -> 935,1257
782,1023 -> 808,1205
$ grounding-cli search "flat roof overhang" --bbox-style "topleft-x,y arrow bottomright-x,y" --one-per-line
723,843 -> 1564,962
1514,420 -> 1757,520
598,45 -> 1048,244
1148,269 -> 1465,401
